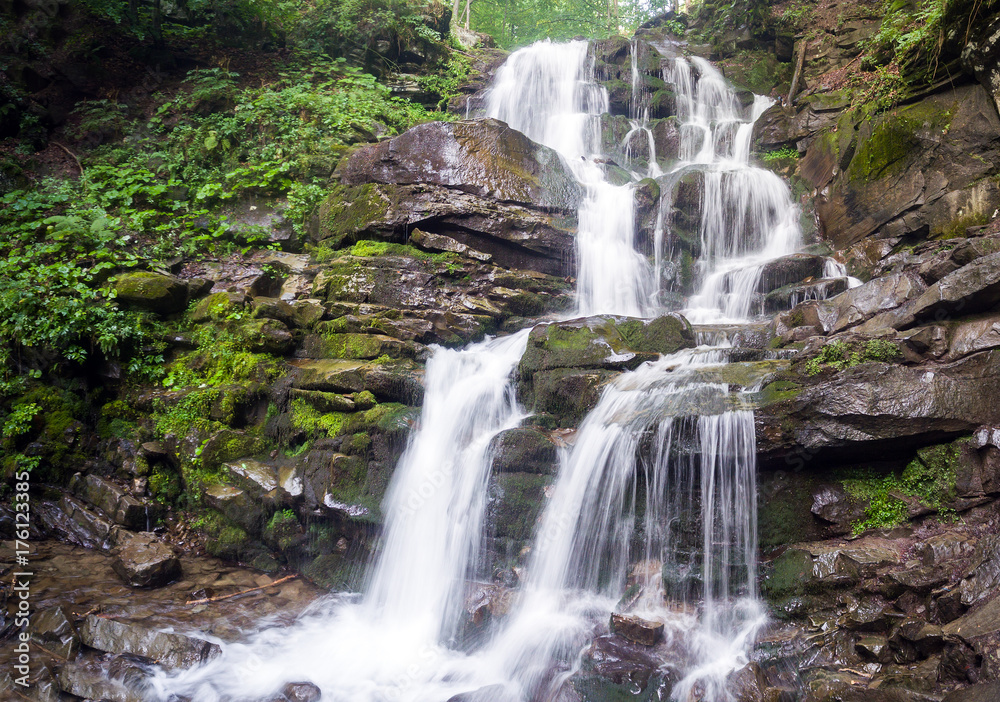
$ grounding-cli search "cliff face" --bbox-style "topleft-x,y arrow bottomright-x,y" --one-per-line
11,1 -> 1000,699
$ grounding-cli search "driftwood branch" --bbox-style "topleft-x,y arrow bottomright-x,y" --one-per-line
52,142 -> 84,178
786,38 -> 808,109
185,574 -> 297,605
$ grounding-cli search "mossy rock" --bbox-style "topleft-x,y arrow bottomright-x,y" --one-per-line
199,430 -> 267,470
529,367 -> 619,426
300,332 -> 415,360
232,317 -> 293,355
302,554 -> 355,590
489,427 -> 559,475
114,271 -> 188,314
315,183 -> 394,247
762,548 -> 814,599
190,292 -> 245,323
519,314 -> 694,374
487,472 -> 552,543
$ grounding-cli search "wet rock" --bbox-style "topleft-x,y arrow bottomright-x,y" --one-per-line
30,606 -> 80,659
610,613 -> 664,646
519,314 -> 694,375
35,494 -> 117,550
815,85 -> 1000,249
583,633 -> 673,690
69,473 -> 160,532
280,681 -> 323,702
901,252 -> 1000,329
810,484 -> 868,535
917,532 -> 977,567
528,367 -> 618,426
447,684 -> 518,702
764,278 -> 848,314
489,427 -> 559,475
204,484 -> 270,535
56,658 -> 145,702
944,316 -> 1000,362
113,271 -> 189,314
943,680 -> 1000,701
756,349 -> 1000,464
224,458 -> 279,495
111,531 -> 181,588
315,183 -> 577,276
410,228 -> 491,261
757,254 -> 827,294
824,271 -> 927,334
340,119 -> 582,212
78,614 -> 221,669
487,472 -> 551,545
855,635 -> 891,663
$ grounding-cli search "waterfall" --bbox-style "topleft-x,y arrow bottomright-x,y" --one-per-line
153,37 -> 804,702
663,57 -> 802,323
150,332 -> 531,702
485,41 -> 656,318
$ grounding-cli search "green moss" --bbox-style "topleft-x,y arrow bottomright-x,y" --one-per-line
148,466 -> 182,503
314,332 -> 393,360
190,292 -> 242,323
263,508 -> 301,550
318,183 -> 392,248
804,339 -> 901,376
849,117 -> 916,182
290,397 -> 348,437
763,548 -> 814,598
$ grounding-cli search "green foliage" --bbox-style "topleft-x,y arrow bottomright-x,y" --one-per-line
417,52 -> 472,109
847,64 -> 908,115
471,0 -> 674,48
1,402 -> 40,440
292,0 -> 447,72
865,0 -> 946,79
841,447 -> 959,534
805,338 -> 901,376
761,146 -> 800,163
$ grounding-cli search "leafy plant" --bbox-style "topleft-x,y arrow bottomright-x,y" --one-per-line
805,338 -> 901,376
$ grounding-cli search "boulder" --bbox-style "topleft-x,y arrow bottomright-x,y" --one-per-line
487,472 -> 551,544
280,682 -> 323,702
78,615 -> 221,669
113,271 -> 189,314
69,473 -> 160,532
339,119 -> 582,212
757,349 -> 1000,464
814,85 -> 1000,249
518,314 -> 694,375
315,182 -> 577,276
610,613 -> 664,646
111,531 -> 181,588
203,483 -> 271,535
489,427 -> 559,475
56,659 -> 145,702
30,606 -> 80,659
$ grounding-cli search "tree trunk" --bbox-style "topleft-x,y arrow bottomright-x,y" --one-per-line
464,0 -> 471,29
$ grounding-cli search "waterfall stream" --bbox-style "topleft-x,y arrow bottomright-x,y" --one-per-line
154,38 -> 830,702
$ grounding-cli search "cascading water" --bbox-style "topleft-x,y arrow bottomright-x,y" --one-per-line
661,56 -> 803,323
485,40 -> 656,318
154,37 -> 819,702
151,332 -> 531,701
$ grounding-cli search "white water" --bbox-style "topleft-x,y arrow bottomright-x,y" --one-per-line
151,331 -> 531,702
662,56 -> 804,323
485,40 -> 656,318
153,39 -> 808,702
